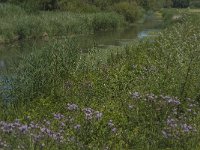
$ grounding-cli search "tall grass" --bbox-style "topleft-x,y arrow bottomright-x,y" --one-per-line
0,4 -> 125,43
10,38 -> 80,104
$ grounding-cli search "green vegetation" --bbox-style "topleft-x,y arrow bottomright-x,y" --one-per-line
0,9 -> 200,149
1,0 -> 200,149
0,4 -> 125,43
190,0 -> 200,8
113,2 -> 143,23
1,0 -> 199,43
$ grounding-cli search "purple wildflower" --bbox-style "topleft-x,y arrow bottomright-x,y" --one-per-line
131,92 -> 140,99
108,120 -> 114,128
53,113 -> 64,120
95,111 -> 103,120
83,108 -> 94,120
181,123 -> 193,133
74,124 -> 81,130
67,103 -> 78,111
19,125 -> 28,133
112,128 -> 117,133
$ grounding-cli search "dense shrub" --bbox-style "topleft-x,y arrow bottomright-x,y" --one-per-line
172,0 -> 190,8
190,0 -> 200,8
91,12 -> 124,32
113,2 -> 143,23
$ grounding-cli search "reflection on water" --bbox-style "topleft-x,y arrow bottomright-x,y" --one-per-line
0,60 -> 5,68
0,14 -> 163,101
0,15 -> 163,72
78,18 -> 162,49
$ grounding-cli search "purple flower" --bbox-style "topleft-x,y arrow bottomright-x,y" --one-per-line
74,124 -> 81,130
162,96 -> 181,105
83,108 -> 94,120
67,103 -> 78,111
45,121 -> 51,126
146,93 -> 157,101
131,92 -> 140,99
166,117 -> 179,128
61,122 -> 66,127
181,123 -> 193,133
53,113 -> 64,120
19,125 -> 28,133
95,111 -> 103,120
112,128 -> 117,133
40,127 -> 47,133
108,120 -> 114,128
85,113 -> 93,120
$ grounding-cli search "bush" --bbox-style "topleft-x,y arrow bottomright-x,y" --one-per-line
58,0 -> 100,13
90,12 -> 124,32
190,1 -> 200,8
113,2 -> 142,23
172,0 -> 190,8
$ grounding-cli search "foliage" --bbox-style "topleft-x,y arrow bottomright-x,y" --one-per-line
91,12 -> 124,31
113,2 -> 143,23
172,0 -> 190,8
0,4 -> 124,42
190,0 -> 200,8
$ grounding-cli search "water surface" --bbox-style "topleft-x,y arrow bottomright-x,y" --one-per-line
0,14 -> 163,74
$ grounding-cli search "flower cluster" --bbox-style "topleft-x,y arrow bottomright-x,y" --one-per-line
67,103 -> 78,111
130,92 -> 199,139
82,108 -> 103,120
108,120 -> 117,133
0,119 -> 65,145
131,91 -> 181,106
162,115 -> 196,139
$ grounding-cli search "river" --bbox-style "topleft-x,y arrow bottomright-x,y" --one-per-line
0,13 -> 163,100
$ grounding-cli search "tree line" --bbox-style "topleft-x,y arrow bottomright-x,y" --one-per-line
0,0 -> 192,11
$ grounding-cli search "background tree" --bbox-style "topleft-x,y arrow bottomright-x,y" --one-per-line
172,0 -> 190,8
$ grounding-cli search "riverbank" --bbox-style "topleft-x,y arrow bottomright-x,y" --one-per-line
0,11 -> 200,149
0,4 -> 127,44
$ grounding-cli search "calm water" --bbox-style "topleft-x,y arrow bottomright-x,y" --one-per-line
0,14 -> 163,101
0,14 -> 163,74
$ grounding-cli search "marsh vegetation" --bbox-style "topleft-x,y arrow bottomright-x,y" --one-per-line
0,0 -> 200,149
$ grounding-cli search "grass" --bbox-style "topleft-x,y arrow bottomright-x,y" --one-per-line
1,8 -> 200,150
0,4 -> 125,43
